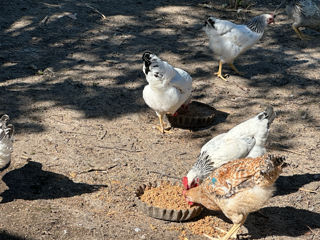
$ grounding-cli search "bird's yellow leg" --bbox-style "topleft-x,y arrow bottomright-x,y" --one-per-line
156,114 -> 171,133
293,25 -> 311,40
203,223 -> 242,240
214,60 -> 228,81
203,215 -> 247,240
228,63 -> 243,76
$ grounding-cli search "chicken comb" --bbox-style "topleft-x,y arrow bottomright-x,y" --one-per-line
182,176 -> 189,190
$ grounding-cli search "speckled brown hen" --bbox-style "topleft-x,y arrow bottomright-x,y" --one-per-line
184,155 -> 286,240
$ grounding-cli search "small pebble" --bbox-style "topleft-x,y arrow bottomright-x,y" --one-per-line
134,228 -> 141,232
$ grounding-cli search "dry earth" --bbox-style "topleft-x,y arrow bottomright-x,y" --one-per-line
0,0 -> 319,239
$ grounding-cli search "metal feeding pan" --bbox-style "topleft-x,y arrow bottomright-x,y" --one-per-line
167,101 -> 216,129
135,181 -> 203,222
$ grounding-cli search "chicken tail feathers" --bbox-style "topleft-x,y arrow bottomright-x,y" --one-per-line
0,114 -> 14,141
258,106 -> 276,127
260,154 -> 286,181
6,124 -> 14,139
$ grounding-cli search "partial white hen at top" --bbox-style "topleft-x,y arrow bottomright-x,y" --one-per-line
142,52 -> 192,133
204,14 -> 275,81
183,106 -> 276,190
0,114 -> 14,171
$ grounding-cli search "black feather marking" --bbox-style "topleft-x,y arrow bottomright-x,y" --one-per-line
142,51 -> 153,75
207,18 -> 215,28
246,15 -> 267,33
192,152 -> 215,180
258,106 -> 276,128
7,124 -> 14,139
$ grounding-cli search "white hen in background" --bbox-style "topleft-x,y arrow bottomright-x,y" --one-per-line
183,106 -> 276,190
0,114 -> 14,170
142,52 -> 192,133
204,14 -> 275,81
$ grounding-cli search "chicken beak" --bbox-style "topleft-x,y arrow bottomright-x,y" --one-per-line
183,190 -> 194,206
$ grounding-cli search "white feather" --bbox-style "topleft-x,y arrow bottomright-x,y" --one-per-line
142,54 -> 192,116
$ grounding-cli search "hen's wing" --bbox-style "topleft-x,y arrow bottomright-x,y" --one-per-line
200,135 -> 256,169
202,157 -> 262,197
204,155 -> 285,197
169,68 -> 192,95
207,17 -> 260,49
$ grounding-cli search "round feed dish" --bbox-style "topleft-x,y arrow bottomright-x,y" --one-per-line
167,101 -> 216,129
135,181 -> 203,222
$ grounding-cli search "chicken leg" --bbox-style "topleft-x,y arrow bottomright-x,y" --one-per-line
228,63 -> 243,76
292,25 -> 311,40
204,215 -> 247,240
214,60 -> 228,81
156,113 -> 171,133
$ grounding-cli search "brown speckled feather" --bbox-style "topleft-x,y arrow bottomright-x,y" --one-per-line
201,155 -> 285,198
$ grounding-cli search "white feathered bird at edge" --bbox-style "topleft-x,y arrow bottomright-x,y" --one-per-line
0,114 -> 14,171
183,106 -> 276,190
275,0 -> 320,40
142,52 -> 192,133
204,14 -> 275,81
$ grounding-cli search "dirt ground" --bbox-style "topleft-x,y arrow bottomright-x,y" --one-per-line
0,0 -> 319,239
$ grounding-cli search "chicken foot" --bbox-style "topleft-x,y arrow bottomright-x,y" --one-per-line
204,215 -> 247,240
214,60 -> 228,81
228,63 -> 243,76
156,113 -> 171,134
292,25 -> 311,40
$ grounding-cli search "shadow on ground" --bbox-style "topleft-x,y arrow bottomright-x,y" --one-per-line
0,161 -> 107,203
246,206 -> 320,239
198,206 -> 320,239
0,0 -> 319,134
275,173 -> 320,196
0,231 -> 32,240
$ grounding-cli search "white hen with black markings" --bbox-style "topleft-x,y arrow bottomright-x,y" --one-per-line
0,114 -> 14,171
204,14 -> 275,80
183,106 -> 276,190
142,52 -> 192,133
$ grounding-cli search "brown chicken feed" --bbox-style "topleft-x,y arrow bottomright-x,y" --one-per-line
187,215 -> 228,237
140,182 -> 192,210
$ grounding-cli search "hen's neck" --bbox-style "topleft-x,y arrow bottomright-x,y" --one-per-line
192,152 -> 215,180
246,16 -> 266,33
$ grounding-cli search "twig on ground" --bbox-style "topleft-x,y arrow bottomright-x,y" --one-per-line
306,225 -> 318,237
78,164 -> 118,174
39,15 -> 49,26
85,3 -> 106,20
58,129 -> 96,137
148,170 -> 181,180
233,81 -> 249,92
100,130 -> 108,140
275,148 -> 304,156
269,144 -> 304,156
299,188 -> 318,193
96,145 -> 142,152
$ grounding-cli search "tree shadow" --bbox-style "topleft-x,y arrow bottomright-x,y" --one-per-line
193,206 -> 320,239
275,173 -> 320,196
0,161 -> 107,203
245,206 -> 320,239
0,0 -> 319,147
0,231 -> 32,240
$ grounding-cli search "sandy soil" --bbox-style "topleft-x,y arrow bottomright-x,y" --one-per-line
0,0 -> 319,239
